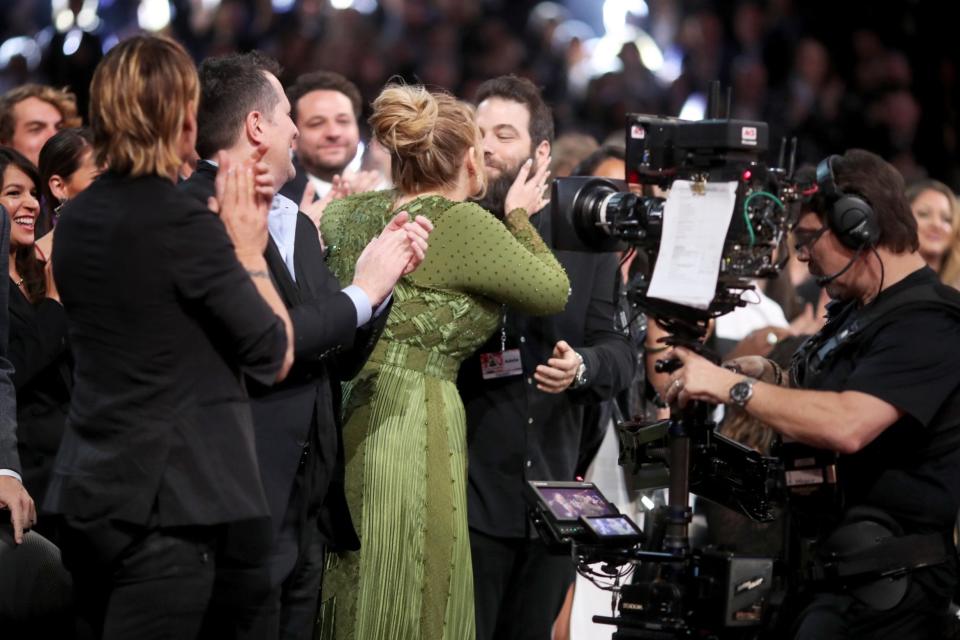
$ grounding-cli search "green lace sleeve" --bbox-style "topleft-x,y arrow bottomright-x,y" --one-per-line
411,202 -> 569,315
320,191 -> 392,287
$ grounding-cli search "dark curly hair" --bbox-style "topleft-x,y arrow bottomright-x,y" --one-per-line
0,146 -> 44,302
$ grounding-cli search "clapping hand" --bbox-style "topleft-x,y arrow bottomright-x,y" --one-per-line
300,176 -> 352,230
353,212 -> 434,305
209,146 -> 274,258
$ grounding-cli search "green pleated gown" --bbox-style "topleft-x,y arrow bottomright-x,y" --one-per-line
316,192 -> 569,640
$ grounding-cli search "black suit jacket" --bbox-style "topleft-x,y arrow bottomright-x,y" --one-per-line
181,162 -> 384,550
0,209 -> 19,476
44,172 -> 287,531
8,283 -> 70,505
459,209 -> 636,538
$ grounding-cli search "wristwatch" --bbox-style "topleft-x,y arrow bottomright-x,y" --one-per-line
571,353 -> 587,389
729,377 -> 756,407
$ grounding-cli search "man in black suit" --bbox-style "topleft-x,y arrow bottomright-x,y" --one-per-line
45,36 -> 295,638
180,52 -> 430,638
0,205 -> 36,545
459,75 -> 636,640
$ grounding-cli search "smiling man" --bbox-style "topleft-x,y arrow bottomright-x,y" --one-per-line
279,71 -> 382,216
665,149 -> 960,639
458,75 -> 634,640
0,84 -> 81,167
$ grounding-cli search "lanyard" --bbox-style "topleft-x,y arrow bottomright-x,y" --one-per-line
500,306 -> 508,353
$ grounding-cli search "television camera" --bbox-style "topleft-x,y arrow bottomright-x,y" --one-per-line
531,84 -> 805,638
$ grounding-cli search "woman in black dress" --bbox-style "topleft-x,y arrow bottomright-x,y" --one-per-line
0,146 -> 68,523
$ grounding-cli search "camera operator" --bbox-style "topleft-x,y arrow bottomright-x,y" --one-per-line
663,149 -> 960,639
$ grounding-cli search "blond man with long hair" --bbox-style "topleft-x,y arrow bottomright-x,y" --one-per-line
44,35 -> 294,637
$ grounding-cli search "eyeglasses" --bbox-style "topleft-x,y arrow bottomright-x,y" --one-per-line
793,225 -> 829,254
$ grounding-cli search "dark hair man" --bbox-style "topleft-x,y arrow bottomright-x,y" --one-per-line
280,70 -> 384,226
180,51 -> 430,637
458,75 -> 636,639
0,84 -> 81,166
666,149 -> 960,638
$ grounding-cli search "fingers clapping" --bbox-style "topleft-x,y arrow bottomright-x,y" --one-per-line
211,147 -> 274,259
353,212 -> 434,305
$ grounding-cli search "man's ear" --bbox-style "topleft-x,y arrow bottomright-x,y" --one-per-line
534,139 -> 551,168
245,110 -> 265,146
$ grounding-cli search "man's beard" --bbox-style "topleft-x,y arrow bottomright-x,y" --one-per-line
474,161 -> 523,219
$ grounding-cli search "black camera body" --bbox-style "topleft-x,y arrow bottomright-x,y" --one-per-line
551,111 -> 798,322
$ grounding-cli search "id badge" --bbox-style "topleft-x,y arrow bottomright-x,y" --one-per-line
480,349 -> 523,380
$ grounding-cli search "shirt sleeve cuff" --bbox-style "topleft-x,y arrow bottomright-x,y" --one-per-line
342,284 -> 374,328
0,469 -> 22,483
373,292 -> 392,319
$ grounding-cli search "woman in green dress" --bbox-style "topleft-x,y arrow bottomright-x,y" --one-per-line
318,84 -> 569,640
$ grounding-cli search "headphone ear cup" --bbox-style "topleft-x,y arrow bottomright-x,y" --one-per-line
828,194 -> 879,250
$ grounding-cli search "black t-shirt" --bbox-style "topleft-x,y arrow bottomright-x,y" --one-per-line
800,267 -> 960,596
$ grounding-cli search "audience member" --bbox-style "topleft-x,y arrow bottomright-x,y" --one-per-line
0,84 -> 81,167
180,50 -> 426,638
36,127 -> 98,238
549,132 -> 598,178
0,161 -> 36,548
459,75 -> 634,640
318,83 -> 569,640
1,147 -> 68,530
43,35 -> 294,637
572,143 -> 625,181
281,71 -> 383,229
906,179 -> 960,288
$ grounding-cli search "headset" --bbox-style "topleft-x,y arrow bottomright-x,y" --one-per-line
815,155 -> 880,250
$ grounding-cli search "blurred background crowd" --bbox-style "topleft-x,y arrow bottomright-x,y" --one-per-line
1,0 -> 958,190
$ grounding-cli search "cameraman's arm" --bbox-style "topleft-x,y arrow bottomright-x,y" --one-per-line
667,346 -> 901,454
744,386 -> 901,454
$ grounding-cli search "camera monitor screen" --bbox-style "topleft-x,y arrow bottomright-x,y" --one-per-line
582,515 -> 642,542
533,484 -> 617,522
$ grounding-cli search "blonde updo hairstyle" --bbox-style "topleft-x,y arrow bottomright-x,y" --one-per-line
369,84 -> 485,198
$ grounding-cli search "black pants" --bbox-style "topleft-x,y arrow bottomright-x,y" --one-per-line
470,528 -> 575,640
253,511 -> 326,640
250,456 -> 328,640
60,517 -> 273,640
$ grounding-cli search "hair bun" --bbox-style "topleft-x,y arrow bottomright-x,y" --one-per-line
369,85 -> 438,158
